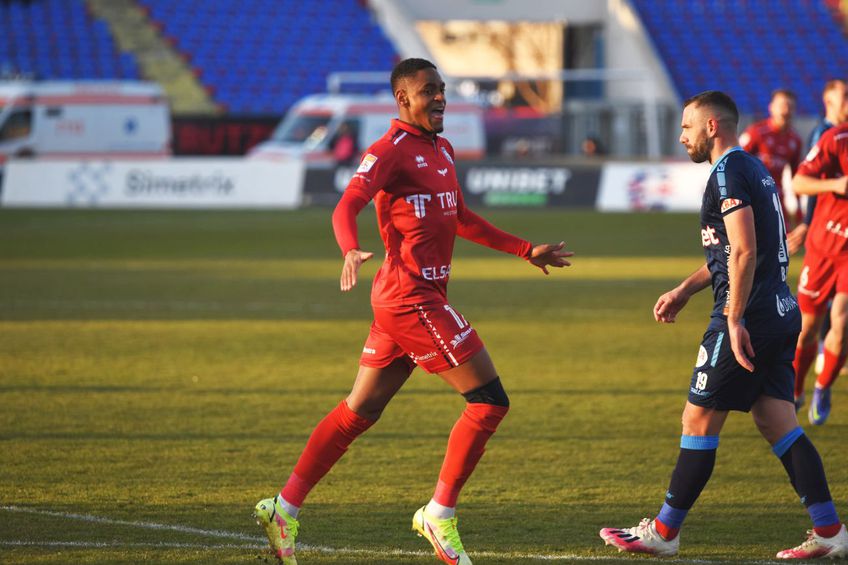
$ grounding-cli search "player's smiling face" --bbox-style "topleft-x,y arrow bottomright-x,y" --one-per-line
680,104 -> 713,164
397,68 -> 446,135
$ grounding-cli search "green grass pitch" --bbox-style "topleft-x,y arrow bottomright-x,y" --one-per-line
0,208 -> 844,564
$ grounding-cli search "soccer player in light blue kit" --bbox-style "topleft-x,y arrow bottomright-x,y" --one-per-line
599,91 -> 848,560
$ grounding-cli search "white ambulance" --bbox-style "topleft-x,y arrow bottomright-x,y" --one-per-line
0,81 -> 171,167
248,93 -> 485,167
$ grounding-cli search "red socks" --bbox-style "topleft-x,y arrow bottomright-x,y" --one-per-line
432,403 -> 509,507
281,400 -> 375,507
793,342 -> 818,397
814,523 -> 843,538
654,518 -> 680,541
280,400 -> 508,509
817,348 -> 847,390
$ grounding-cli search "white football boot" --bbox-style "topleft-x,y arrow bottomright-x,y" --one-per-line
776,524 -> 848,559
600,518 -> 679,557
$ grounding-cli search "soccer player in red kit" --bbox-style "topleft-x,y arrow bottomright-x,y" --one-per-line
740,89 -> 804,226
792,123 -> 848,426
253,58 -> 573,565
788,79 -> 848,411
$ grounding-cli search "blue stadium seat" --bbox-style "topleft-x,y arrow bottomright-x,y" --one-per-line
630,0 -> 848,115
0,0 -> 141,80
136,0 -> 398,115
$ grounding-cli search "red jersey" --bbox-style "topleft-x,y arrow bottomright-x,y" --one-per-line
740,118 -> 803,188
798,124 -> 848,256
332,119 -> 531,307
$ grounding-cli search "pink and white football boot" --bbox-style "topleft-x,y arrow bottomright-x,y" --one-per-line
776,524 -> 848,559
600,518 -> 679,557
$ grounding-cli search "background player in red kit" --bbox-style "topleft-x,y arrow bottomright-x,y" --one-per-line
792,123 -> 848,426
788,79 -> 848,410
741,89 -> 804,227
253,58 -> 572,565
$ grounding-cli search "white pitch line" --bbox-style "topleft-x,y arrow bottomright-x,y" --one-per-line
1,540 -> 263,550
1,505 -> 256,541
0,505 -> 785,563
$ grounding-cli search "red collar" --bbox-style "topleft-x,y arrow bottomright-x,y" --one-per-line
392,118 -> 438,140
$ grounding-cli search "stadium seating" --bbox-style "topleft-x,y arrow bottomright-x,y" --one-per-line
630,0 -> 848,115
4,0 -> 841,118
137,0 -> 399,114
0,0 -> 140,80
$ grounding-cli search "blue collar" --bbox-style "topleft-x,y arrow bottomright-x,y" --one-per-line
709,146 -> 743,175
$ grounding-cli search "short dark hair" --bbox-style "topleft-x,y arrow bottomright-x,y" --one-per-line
683,90 -> 739,126
771,88 -> 796,102
390,58 -> 437,92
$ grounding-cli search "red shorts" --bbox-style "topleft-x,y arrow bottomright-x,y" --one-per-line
797,249 -> 848,314
359,301 -> 485,374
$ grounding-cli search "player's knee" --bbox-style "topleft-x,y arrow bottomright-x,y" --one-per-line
752,412 -> 775,440
829,318 -> 848,341
462,376 -> 510,407
681,413 -> 713,436
798,322 -> 820,345
345,395 -> 388,421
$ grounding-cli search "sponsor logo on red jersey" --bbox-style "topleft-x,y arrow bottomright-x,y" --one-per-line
406,194 -> 431,218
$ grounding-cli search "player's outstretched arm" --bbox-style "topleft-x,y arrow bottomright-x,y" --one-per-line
653,264 -> 711,323
528,242 -> 574,275
792,174 -> 848,196
455,198 -> 574,271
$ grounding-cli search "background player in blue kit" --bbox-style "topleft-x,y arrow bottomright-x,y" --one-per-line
599,91 -> 848,560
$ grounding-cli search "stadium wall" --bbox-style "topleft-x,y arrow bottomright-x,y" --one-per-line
0,157 -> 797,212
0,156 -> 711,212
1,159 -> 303,209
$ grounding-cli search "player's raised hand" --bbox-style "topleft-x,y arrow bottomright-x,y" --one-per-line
528,242 -> 573,275
728,320 -> 755,372
653,288 -> 691,323
340,249 -> 374,292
